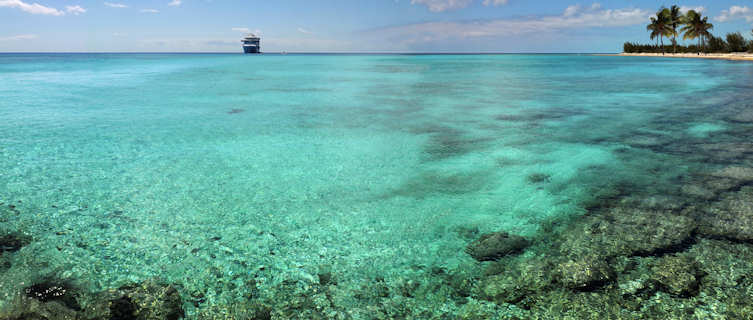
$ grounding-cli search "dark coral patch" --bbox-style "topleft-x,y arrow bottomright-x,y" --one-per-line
109,296 -> 137,320
0,232 -> 32,254
389,170 -> 491,199
527,173 -> 551,184
24,280 -> 81,311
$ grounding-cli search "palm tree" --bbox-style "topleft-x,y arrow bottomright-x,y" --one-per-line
668,5 -> 682,54
680,10 -> 713,55
646,8 -> 672,55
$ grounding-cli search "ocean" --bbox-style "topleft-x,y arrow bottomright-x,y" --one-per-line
2,53 -> 753,319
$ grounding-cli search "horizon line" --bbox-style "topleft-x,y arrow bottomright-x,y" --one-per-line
0,51 -> 620,55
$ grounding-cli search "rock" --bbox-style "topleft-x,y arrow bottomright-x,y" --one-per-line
465,232 -> 529,262
694,142 -> 753,162
687,238 -> 753,287
679,168 -> 753,201
1,297 -> 80,320
527,173 -> 551,184
0,231 -> 32,254
478,256 -> 554,303
650,255 -> 703,297
555,256 -> 614,290
696,187 -> 753,241
0,255 -> 10,272
710,166 -> 753,182
558,206 -> 695,258
24,280 -> 82,311
681,184 -> 717,200
102,279 -> 185,320
728,109 -> 753,123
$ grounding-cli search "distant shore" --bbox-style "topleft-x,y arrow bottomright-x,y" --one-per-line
610,52 -> 753,61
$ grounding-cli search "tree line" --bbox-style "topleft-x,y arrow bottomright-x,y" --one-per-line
624,5 -> 753,54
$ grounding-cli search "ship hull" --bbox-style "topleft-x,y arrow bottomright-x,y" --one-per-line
243,46 -> 260,54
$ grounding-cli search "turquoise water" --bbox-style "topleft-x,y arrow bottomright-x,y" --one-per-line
2,54 -> 753,318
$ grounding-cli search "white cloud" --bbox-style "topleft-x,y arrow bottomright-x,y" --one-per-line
140,8 -> 159,13
482,0 -> 508,6
168,0 -> 181,7
232,27 -> 251,33
104,2 -> 127,8
679,6 -> 705,14
411,0 -> 511,12
563,5 -> 579,17
373,4 -> 650,44
0,0 -> 64,16
717,6 -> 753,23
411,0 -> 472,12
297,27 -> 313,34
65,5 -> 85,15
0,34 -> 37,41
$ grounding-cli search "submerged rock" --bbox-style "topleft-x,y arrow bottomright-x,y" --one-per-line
0,231 -> 32,254
5,278 -> 184,320
527,173 -> 551,184
696,142 -> 753,162
465,232 -> 530,262
555,256 -> 614,290
24,280 -> 82,311
679,166 -> 753,201
728,109 -> 753,123
478,256 -> 554,304
107,279 -> 185,320
0,297 -> 81,320
650,255 -> 703,297
696,187 -> 753,242
558,206 -> 695,258
710,166 -> 753,182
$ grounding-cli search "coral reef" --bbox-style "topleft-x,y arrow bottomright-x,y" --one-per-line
650,255 -> 703,297
696,186 -> 753,241
555,255 -> 614,290
0,279 -> 184,320
465,232 -> 529,262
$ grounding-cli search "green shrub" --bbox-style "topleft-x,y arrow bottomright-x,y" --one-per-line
623,42 -> 702,54
726,32 -> 748,52
706,35 -> 728,53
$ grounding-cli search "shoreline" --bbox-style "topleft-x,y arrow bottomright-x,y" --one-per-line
610,52 -> 753,61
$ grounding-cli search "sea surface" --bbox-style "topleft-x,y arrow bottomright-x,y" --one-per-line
1,53 -> 753,319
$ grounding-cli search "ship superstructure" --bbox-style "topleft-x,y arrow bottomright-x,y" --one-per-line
241,34 -> 261,54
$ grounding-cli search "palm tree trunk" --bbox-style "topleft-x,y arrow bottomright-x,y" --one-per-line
661,36 -> 664,55
673,35 -> 677,54
698,37 -> 701,55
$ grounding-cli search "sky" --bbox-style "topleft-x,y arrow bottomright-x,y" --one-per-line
0,0 -> 752,52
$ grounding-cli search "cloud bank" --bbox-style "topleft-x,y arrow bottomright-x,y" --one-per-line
717,6 -> 753,23
411,0 -> 508,12
374,4 -> 650,45
0,0 -> 64,15
66,5 -> 85,15
104,2 -> 127,8
0,34 -> 37,41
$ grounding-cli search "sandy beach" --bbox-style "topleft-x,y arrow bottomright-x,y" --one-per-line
615,52 -> 753,61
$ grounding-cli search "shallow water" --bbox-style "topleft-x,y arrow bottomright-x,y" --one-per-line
2,53 -> 753,318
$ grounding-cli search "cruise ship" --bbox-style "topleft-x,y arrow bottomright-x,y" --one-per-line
241,34 -> 261,54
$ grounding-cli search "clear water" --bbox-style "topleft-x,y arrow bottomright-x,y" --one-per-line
1,53 -> 753,317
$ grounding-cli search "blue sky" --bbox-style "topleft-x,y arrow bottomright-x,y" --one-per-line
0,0 -> 752,52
